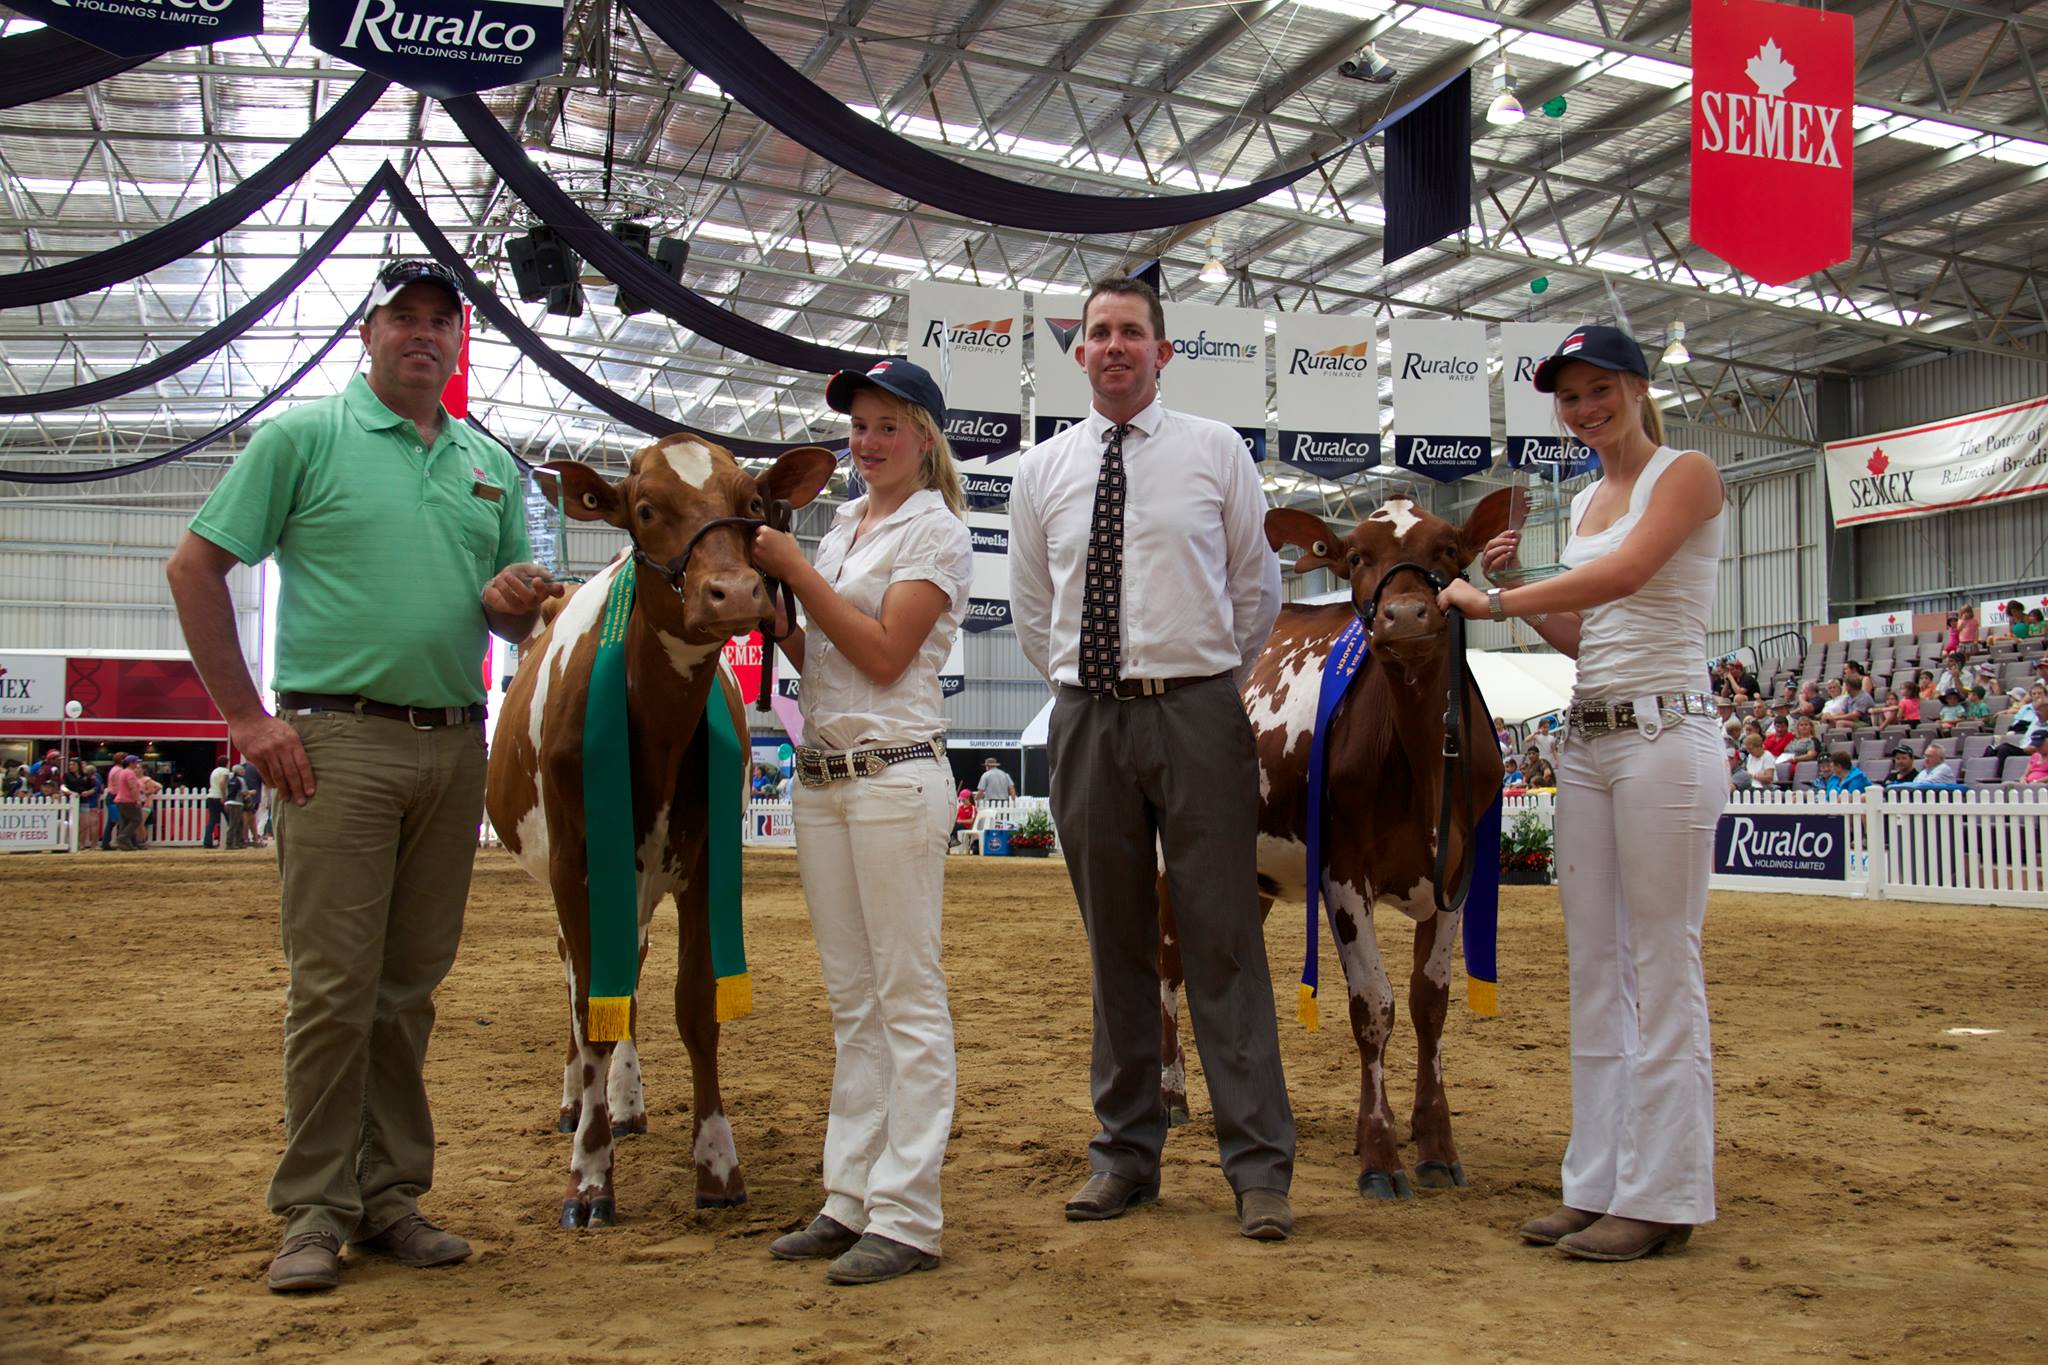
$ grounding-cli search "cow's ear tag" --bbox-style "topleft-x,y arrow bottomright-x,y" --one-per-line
582,492 -> 599,509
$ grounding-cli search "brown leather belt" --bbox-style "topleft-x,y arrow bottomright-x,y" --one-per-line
795,737 -> 946,788
1065,672 -> 1231,702
279,692 -> 485,729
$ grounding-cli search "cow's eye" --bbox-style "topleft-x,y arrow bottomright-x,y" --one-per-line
749,496 -> 765,517
637,504 -> 654,523
1347,551 -> 1362,568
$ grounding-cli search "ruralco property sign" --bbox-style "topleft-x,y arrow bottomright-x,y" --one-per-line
1713,810 -> 1847,881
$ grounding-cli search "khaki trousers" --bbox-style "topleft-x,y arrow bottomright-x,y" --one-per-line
265,709 -> 486,1242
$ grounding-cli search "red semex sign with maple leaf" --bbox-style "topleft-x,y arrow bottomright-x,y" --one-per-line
1691,0 -> 1854,285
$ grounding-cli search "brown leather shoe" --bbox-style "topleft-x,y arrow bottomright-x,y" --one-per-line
349,1213 -> 471,1268
769,1215 -> 861,1261
266,1230 -> 341,1293
1518,1205 -> 1603,1246
1064,1172 -> 1159,1222
825,1233 -> 939,1285
1236,1187 -> 1293,1241
1555,1214 -> 1692,1262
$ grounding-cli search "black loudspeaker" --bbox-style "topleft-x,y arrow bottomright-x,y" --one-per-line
616,234 -> 691,316
506,226 -> 577,302
544,283 -> 583,317
609,220 -> 653,254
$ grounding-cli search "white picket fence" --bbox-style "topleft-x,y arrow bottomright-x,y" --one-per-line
0,788 -> 256,853
1504,786 -> 2048,908
743,795 -> 1054,854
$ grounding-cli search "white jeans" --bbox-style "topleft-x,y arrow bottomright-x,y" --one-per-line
1554,714 -> 1724,1225
791,755 -> 956,1254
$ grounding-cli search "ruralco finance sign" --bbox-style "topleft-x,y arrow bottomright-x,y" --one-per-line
312,0 -> 564,99
1713,811 -> 1847,881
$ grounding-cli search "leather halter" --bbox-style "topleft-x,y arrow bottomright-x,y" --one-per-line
627,499 -> 797,710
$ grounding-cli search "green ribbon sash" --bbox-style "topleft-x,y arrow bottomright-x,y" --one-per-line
581,566 -> 751,1042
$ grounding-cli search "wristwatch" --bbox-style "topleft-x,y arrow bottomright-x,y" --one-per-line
1487,586 -> 1508,622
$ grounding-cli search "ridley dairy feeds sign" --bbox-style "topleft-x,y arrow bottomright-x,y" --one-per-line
1690,0 -> 1853,286
1824,395 -> 2048,530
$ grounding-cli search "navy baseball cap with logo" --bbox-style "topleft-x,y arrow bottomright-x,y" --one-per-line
1533,324 -> 1650,393
367,258 -> 463,312
825,357 -> 948,431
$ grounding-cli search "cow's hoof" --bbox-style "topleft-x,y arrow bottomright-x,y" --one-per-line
1414,1160 -> 1468,1190
1166,1104 -> 1191,1129
610,1116 -> 647,1138
1358,1170 -> 1416,1201
696,1192 -> 748,1210
559,1200 -> 588,1230
556,1111 -> 578,1135
586,1198 -> 617,1228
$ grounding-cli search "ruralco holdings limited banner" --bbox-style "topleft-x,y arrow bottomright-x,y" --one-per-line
312,0 -> 564,98
1824,394 -> 2048,530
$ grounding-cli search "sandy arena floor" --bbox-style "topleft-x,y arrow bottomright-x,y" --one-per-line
1,846 -> 2044,1362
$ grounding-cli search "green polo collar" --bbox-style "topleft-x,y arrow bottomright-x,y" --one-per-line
342,373 -> 454,441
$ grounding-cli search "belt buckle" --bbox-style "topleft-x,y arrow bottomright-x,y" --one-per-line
856,750 -> 885,778
406,705 -> 435,731
796,751 -> 827,788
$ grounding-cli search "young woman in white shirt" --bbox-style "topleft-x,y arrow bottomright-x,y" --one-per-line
1439,326 -> 1725,1263
750,358 -> 973,1286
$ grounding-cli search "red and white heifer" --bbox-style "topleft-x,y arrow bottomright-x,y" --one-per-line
485,436 -> 834,1229
1161,490 -> 1512,1200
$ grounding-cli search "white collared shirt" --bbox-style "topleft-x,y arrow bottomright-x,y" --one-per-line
1010,397 -> 1281,688
800,487 -> 972,751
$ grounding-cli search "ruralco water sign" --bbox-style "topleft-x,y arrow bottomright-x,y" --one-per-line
1713,810 -> 1847,880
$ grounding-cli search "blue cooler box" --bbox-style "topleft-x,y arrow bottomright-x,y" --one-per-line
983,828 -> 1013,856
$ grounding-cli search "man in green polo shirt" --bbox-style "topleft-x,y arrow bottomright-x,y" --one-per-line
167,259 -> 565,1295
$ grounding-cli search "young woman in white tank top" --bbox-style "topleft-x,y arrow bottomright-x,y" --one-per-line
1438,326 -> 1725,1263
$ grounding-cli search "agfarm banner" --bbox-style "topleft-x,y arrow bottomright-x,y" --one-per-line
1274,313 -> 1380,480
1389,319 -> 1491,483
7,0 -> 263,57
1032,297 -> 1092,445
312,0 -> 563,99
908,281 -> 1024,508
1162,302 -> 1267,461
1499,322 -> 1597,479
964,510 -> 1012,634
1691,0 -> 1853,286
1824,394 -> 2048,530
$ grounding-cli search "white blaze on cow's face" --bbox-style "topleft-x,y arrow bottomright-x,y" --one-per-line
661,437 -> 716,490
1344,498 -> 1465,654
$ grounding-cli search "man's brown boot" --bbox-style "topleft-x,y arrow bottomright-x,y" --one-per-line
266,1231 -> 341,1293
348,1213 -> 471,1268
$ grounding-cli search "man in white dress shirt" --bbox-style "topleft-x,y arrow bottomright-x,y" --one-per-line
1009,277 -> 1295,1241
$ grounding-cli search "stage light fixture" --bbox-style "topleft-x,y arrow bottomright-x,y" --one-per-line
1661,320 -> 1692,367
1337,43 -> 1396,84
1486,60 -> 1525,126
1199,235 -> 1229,285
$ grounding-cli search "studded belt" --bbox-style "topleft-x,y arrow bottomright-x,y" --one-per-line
795,736 -> 947,788
1566,692 -> 1717,738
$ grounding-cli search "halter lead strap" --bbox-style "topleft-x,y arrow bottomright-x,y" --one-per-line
627,498 -> 797,711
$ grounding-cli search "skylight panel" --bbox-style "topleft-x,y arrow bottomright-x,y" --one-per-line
1506,32 -> 1604,68
1602,54 -> 1691,88
1980,137 -> 2048,167
1886,118 -> 1977,149
1397,9 -> 1503,45
1290,0 -> 1399,20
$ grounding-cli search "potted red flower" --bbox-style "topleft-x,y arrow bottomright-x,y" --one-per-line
1499,809 -> 1554,885
1008,808 -> 1057,857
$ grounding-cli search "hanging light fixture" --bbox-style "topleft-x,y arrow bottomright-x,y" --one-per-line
1486,59 -> 1525,126
1661,320 -> 1692,367
1199,234 -> 1229,285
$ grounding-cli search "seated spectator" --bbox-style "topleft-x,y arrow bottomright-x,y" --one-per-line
1893,688 -> 1923,726
1880,746 -> 1921,786
2031,609 -> 2048,638
1965,686 -> 1994,722
2023,730 -> 2048,785
1935,653 -> 1966,697
1842,659 -> 1868,691
1936,689 -> 1968,734
1818,677 -> 1849,720
1793,681 -> 1823,719
1826,675 -> 1874,730
1781,715 -> 1821,769
1732,732 -> 1777,790
1762,711 -> 1793,757
1817,752 -> 1870,795
1906,742 -> 1958,786
955,788 -> 976,834
1526,758 -> 1557,791
1989,681 -> 2047,761
1999,599 -> 2028,640
1956,605 -> 1980,650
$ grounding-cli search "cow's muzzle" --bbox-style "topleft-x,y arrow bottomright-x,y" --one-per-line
1357,561 -> 1449,642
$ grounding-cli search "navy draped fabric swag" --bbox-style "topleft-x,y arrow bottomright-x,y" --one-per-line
1382,69 -> 1472,268
0,26 -> 157,106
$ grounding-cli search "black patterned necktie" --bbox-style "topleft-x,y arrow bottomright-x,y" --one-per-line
1079,422 -> 1131,694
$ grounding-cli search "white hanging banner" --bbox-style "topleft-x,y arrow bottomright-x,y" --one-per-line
1163,302 -> 1268,461
1389,319 -> 1492,483
1031,295 -> 1093,445
939,634 -> 965,699
1273,312 -> 1380,479
1837,611 -> 1914,642
908,281 -> 1025,508
1498,322 -> 1597,478
1824,394 -> 2048,530
964,509 -> 1012,634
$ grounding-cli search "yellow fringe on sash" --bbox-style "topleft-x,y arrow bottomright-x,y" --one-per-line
587,995 -> 634,1043
1466,978 -> 1498,1018
1297,982 -> 1320,1032
715,973 -> 754,1023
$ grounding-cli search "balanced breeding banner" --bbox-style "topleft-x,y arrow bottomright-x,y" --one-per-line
1690,0 -> 1853,285
1162,303 -> 1267,461
9,0 -> 263,56
908,282 -> 1025,509
1498,323 -> 1597,479
1274,313 -> 1380,479
1031,297 -> 1092,445
963,510 -> 1012,634
312,0 -> 564,98
1823,394 -> 2048,530
1389,319 -> 1491,483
